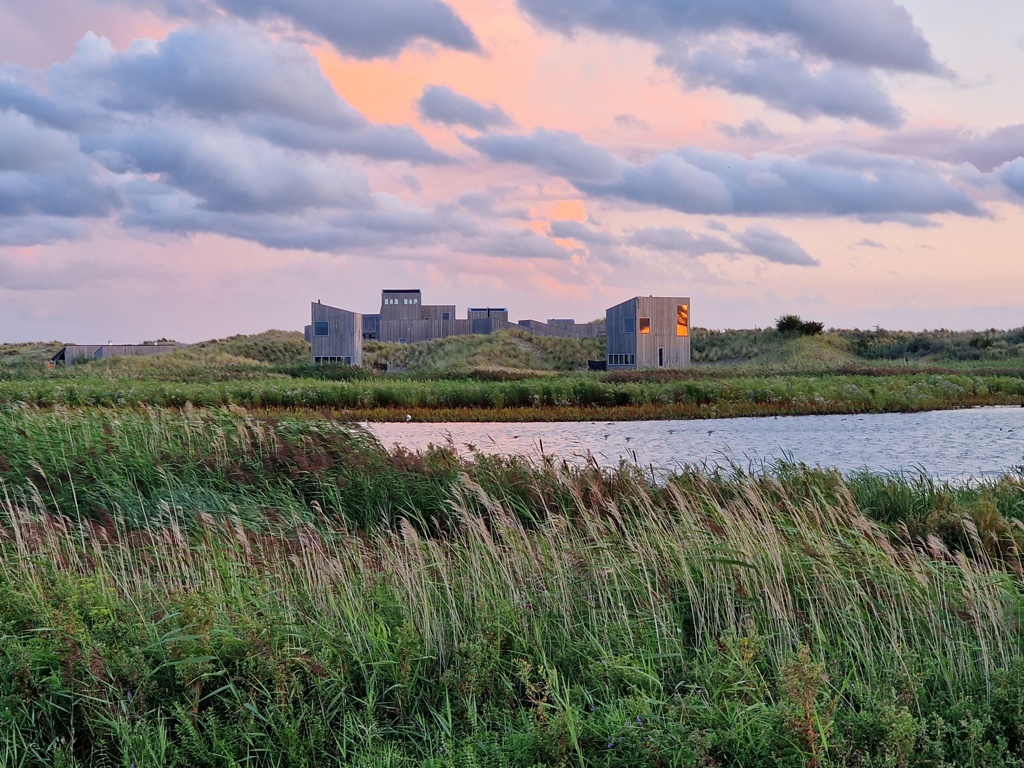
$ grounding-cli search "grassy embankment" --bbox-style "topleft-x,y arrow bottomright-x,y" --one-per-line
1,328 -> 1024,420
1,406 -> 1024,765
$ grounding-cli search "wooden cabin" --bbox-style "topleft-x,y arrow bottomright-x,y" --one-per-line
605,296 -> 690,370
308,301 -> 362,364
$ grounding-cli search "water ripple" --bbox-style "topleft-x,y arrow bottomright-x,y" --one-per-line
369,407 -> 1024,480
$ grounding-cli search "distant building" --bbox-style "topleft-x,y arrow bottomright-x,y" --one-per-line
305,301 -> 362,365
310,288 -> 607,362
467,307 -> 509,335
605,296 -> 691,369
51,344 -> 177,365
378,288 -> 456,343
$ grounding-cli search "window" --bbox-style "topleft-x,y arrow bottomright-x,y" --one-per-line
677,305 -> 689,337
623,317 -> 636,334
442,311 -> 450,320
638,318 -> 651,334
314,321 -> 329,336
658,347 -> 664,367
399,337 -> 408,344
629,355 -> 635,365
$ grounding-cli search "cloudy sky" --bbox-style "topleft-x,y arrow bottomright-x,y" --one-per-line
2,0 -> 1023,342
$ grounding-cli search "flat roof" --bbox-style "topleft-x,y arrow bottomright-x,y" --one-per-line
468,307 -> 508,311
381,288 -> 421,293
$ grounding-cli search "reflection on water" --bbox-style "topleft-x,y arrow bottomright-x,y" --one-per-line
368,407 -> 1024,480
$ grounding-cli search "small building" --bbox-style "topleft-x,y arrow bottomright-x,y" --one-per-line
605,296 -> 690,370
467,307 -> 509,335
51,344 -> 177,365
307,301 -> 362,364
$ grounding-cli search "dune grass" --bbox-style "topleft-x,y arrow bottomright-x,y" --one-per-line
2,407 -> 1024,765
364,329 -> 605,373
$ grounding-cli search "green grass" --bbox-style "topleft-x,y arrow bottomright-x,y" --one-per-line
364,328 -> 605,373
188,329 -> 312,365
1,407 -> 1024,765
2,328 -> 1023,422
0,370 -> 1021,420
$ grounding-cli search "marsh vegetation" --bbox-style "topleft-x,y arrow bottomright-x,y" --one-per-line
1,328 -> 1024,421
2,406 -> 1024,765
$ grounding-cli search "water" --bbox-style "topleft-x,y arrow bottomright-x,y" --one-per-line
368,407 -> 1024,479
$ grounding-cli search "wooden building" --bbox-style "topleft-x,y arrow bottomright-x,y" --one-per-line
51,344 -> 177,365
605,296 -> 690,370
307,301 -> 362,364
318,288 -> 598,348
465,307 -> 507,335
378,289 -> 456,343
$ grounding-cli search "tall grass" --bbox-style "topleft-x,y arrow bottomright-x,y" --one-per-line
2,408 -> 1024,764
1,370 -> 1022,417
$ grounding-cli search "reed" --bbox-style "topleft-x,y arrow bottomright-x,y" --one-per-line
1,370 -> 1022,419
1,407 -> 1024,764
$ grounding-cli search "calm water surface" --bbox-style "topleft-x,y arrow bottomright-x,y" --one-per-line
368,407 -> 1024,479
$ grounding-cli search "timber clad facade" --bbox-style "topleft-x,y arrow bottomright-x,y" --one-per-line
306,287 -> 690,367
606,296 -> 690,370
306,302 -> 362,365
309,287 -> 609,363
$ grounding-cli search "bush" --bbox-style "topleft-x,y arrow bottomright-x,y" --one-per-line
776,315 -> 824,336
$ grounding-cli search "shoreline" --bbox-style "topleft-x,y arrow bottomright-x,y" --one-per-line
253,394 -> 1024,423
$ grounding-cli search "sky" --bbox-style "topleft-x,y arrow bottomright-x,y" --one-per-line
1,0 -> 1023,342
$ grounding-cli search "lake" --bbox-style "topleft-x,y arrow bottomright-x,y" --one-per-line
368,406 -> 1024,479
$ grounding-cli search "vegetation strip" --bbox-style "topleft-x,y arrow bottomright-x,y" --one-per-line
1,407 -> 1024,765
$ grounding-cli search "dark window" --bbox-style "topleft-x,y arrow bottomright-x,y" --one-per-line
399,338 -> 408,344
623,317 -> 636,334
314,321 -> 329,336
442,312 -> 450,320
658,347 -> 664,367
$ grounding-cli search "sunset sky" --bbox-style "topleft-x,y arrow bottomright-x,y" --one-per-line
2,0 -> 1023,342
